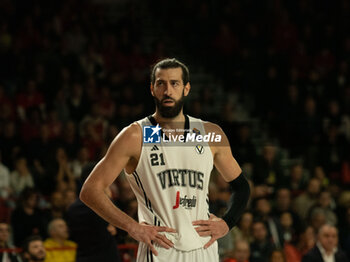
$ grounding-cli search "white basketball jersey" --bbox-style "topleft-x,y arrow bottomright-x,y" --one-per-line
125,115 -> 214,251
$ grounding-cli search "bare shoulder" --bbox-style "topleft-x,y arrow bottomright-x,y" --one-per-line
202,121 -> 230,156
108,122 -> 142,157
203,121 -> 224,134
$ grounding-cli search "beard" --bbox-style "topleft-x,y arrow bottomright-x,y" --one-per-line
27,251 -> 46,262
154,91 -> 185,118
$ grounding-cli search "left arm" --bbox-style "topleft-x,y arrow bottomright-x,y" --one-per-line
193,123 -> 250,248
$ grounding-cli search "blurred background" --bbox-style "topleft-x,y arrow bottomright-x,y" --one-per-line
0,0 -> 349,261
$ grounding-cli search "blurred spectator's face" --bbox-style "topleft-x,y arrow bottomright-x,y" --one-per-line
78,147 -> 89,162
319,192 -> 331,208
305,97 -> 316,115
234,241 -> 250,262
318,225 -> 338,253
40,124 -> 50,139
307,179 -> 321,196
290,164 -> 303,182
311,212 -> 326,231
276,189 -> 291,210
240,212 -> 253,230
26,240 -> 46,261
16,158 -> 28,173
280,212 -> 293,228
25,194 -> 38,209
256,198 -> 271,215
262,145 -> 275,162
151,68 -> 189,118
252,222 -> 267,242
50,219 -> 69,240
270,251 -> 285,262
314,166 -> 325,180
51,192 -> 64,209
0,223 -> 10,244
56,148 -> 67,162
64,190 -> 76,208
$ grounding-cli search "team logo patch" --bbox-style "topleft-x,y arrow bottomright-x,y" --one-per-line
143,124 -> 161,143
195,144 -> 204,154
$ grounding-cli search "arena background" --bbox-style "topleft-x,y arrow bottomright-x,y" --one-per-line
0,0 -> 349,261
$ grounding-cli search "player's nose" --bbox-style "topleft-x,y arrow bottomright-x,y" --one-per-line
163,82 -> 172,96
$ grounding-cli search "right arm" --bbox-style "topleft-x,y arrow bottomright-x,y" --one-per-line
79,123 -> 175,255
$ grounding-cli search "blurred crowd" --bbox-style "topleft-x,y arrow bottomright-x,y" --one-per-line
0,0 -> 350,261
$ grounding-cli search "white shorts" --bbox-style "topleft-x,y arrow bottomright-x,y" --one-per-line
136,241 -> 219,262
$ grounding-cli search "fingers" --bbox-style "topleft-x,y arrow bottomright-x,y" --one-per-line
156,226 -> 177,233
148,242 -> 158,256
155,234 -> 174,249
192,220 -> 210,226
204,237 -> 216,249
197,231 -> 212,237
194,225 -> 210,232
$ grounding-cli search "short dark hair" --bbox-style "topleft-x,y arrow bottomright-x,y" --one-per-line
22,235 -> 43,253
150,58 -> 190,86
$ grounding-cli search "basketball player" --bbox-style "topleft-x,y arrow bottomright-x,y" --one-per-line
80,58 -> 250,261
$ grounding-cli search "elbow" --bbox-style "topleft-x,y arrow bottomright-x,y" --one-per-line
79,183 -> 91,205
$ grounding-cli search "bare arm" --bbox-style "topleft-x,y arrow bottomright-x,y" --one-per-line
193,123 -> 246,248
80,123 -> 175,255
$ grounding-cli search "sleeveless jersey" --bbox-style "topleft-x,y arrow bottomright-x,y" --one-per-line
124,115 -> 214,251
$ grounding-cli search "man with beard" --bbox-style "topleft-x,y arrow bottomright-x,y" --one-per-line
80,58 -> 250,262
21,235 -> 46,262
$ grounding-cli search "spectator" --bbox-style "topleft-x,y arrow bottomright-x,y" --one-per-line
273,188 -> 302,233
253,144 -> 286,191
250,220 -> 275,262
46,191 -> 66,220
284,226 -> 316,262
54,147 -> 76,193
253,197 -> 283,248
10,156 -> 34,196
21,235 -> 46,262
223,239 -> 250,262
307,190 -> 337,226
11,188 -> 47,246
269,249 -> 286,262
293,177 -> 321,220
43,218 -> 76,262
231,211 -> 254,245
302,224 -> 348,262
288,164 -> 308,197
0,150 -> 11,200
66,163 -> 121,262
0,222 -> 21,262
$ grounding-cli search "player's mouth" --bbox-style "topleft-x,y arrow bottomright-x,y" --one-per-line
162,99 -> 175,106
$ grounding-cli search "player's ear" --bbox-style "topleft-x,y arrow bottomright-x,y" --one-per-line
184,82 -> 191,97
150,83 -> 154,96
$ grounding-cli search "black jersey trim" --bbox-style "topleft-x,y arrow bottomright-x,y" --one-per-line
147,114 -> 190,142
133,171 -> 153,212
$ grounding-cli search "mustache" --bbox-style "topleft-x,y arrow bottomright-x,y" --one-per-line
161,96 -> 175,102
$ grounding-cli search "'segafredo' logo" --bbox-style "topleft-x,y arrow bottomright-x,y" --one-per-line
143,124 -> 222,143
172,191 -> 197,209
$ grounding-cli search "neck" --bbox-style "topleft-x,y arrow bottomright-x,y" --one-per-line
153,110 -> 185,129
52,237 -> 64,245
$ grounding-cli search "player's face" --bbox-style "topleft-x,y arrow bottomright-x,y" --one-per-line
151,67 -> 190,118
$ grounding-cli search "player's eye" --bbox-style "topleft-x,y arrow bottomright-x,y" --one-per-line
171,81 -> 179,87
